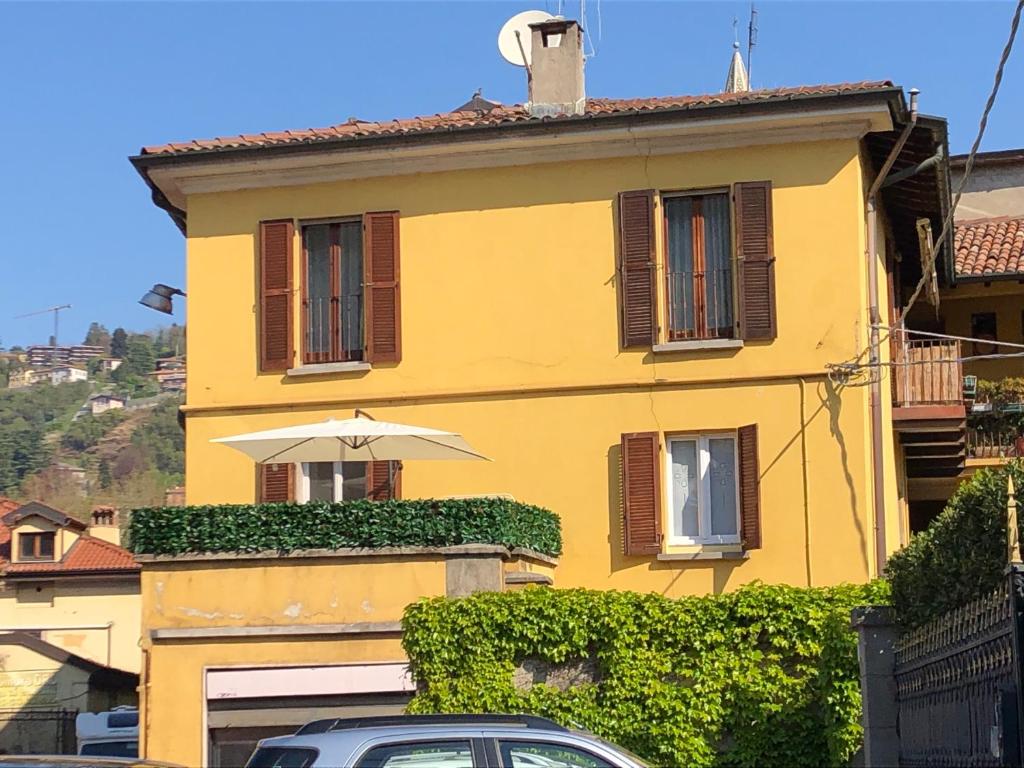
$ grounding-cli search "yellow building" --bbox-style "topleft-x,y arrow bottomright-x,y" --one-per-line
131,22 -> 958,764
0,502 -> 141,675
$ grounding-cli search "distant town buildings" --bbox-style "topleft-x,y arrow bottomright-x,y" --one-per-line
26,344 -> 104,368
48,366 -> 88,385
89,393 -> 127,415
151,357 -> 185,393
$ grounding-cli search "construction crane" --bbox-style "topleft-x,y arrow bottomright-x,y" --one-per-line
14,304 -> 72,365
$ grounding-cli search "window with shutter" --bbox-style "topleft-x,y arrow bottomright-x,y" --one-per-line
735,181 -> 777,341
301,221 -> 364,363
297,461 -> 370,502
621,432 -> 662,555
259,220 -> 295,372
617,190 -> 658,347
258,463 -> 294,503
663,192 -> 734,340
364,212 -> 401,364
666,434 -> 740,545
368,461 -> 402,501
737,424 -> 761,549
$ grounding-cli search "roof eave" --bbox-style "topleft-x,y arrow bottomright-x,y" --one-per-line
132,87 -> 904,233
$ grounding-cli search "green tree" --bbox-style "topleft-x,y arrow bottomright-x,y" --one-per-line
97,458 -> 112,489
110,328 -> 128,359
83,322 -> 112,353
131,399 -> 184,478
124,335 -> 156,376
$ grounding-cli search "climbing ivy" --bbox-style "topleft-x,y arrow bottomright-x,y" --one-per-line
402,581 -> 888,767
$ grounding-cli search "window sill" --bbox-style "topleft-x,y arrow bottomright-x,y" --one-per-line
286,361 -> 371,377
652,339 -> 744,354
657,550 -> 748,562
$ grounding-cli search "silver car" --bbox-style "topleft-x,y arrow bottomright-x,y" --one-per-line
245,715 -> 649,768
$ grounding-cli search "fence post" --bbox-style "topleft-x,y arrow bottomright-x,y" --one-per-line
851,605 -> 899,767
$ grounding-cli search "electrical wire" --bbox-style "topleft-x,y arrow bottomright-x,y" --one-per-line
827,0 -> 1024,378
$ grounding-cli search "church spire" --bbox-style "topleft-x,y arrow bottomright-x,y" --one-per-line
724,19 -> 750,93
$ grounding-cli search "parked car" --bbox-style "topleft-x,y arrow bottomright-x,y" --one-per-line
245,715 -> 649,768
76,707 -> 138,758
0,758 -> 179,768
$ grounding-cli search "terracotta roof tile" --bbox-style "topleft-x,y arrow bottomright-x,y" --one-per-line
954,216 -> 1024,278
140,81 -> 895,157
4,535 -> 138,575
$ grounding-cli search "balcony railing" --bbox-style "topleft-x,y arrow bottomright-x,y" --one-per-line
892,332 -> 963,408
665,268 -> 734,340
967,426 -> 1022,459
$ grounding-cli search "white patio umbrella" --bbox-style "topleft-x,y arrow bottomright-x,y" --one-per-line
211,415 -> 488,464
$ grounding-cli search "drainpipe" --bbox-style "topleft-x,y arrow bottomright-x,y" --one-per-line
866,88 -> 918,576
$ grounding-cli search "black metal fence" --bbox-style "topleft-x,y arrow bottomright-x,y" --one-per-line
893,568 -> 1024,766
0,708 -> 77,755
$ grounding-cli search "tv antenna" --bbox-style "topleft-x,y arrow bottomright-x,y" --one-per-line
498,9 -> 555,71
14,304 -> 72,365
747,3 -> 758,84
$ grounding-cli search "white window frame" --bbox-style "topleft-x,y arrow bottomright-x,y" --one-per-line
297,462 -> 352,503
666,433 -> 741,545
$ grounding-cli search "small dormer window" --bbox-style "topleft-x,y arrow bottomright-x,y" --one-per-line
20,532 -> 55,561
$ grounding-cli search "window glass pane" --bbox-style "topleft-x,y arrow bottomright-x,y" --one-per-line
39,533 -> 54,559
341,461 -> 368,500
499,740 -> 614,768
708,438 -> 738,536
703,194 -> 733,335
356,740 -> 473,768
307,462 -> 335,502
19,534 -> 35,559
664,197 -> 695,336
339,221 -> 364,359
670,440 -> 699,538
304,224 -> 332,357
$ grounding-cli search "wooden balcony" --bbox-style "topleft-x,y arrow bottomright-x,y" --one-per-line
892,335 -> 967,478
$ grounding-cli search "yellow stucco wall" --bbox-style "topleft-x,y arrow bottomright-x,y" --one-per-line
0,580 -> 141,674
938,281 -> 1024,382
142,557 -> 445,630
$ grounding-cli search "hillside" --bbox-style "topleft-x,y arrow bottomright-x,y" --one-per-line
0,381 -> 183,519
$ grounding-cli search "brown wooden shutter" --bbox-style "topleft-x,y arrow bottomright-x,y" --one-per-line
735,181 -> 777,341
621,432 -> 662,555
363,212 -> 401,364
259,220 -> 295,372
617,190 -> 658,347
258,463 -> 293,503
368,461 -> 401,500
737,424 -> 762,550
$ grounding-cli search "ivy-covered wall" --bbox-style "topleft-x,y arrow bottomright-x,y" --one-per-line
128,498 -> 562,556
402,582 -> 888,767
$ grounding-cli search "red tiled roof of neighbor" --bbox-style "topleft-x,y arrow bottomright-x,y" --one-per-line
140,81 -> 895,156
4,535 -> 139,575
954,216 -> 1024,278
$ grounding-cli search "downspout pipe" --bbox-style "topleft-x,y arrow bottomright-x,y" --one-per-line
866,88 -> 919,576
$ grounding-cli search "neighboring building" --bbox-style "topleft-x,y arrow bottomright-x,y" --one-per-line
0,502 -> 141,674
902,148 -> 1024,530
0,500 -> 140,754
26,345 -> 104,369
8,366 -> 88,389
132,22 -> 955,764
7,368 -> 46,389
97,357 -> 123,373
151,357 -> 186,393
163,486 -> 185,506
89,393 -> 127,415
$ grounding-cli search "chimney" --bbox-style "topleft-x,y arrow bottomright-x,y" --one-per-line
527,19 -> 585,117
89,506 -> 121,546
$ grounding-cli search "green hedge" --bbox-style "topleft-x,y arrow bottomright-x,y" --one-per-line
888,460 -> 1024,628
128,498 -> 561,556
402,582 -> 888,767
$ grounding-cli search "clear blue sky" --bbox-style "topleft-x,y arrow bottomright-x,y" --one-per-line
1,1 -> 1021,348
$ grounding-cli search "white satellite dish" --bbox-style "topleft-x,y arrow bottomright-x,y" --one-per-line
498,9 -> 556,67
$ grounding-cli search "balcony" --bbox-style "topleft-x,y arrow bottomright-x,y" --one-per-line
966,378 -> 1024,463
892,333 -> 967,478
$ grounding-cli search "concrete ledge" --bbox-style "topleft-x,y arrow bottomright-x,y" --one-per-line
286,361 -> 371,377
136,544 -> 514,565
508,547 -> 559,567
150,620 -> 403,641
653,339 -> 744,353
504,572 -> 553,586
850,605 -> 896,629
656,550 -> 749,562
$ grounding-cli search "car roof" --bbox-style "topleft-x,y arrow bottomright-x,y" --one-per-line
0,759 -> 179,768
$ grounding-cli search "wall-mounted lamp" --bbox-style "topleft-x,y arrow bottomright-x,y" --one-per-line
139,284 -> 186,315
